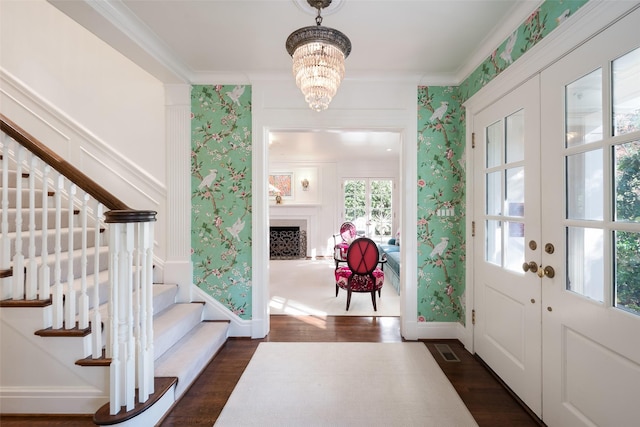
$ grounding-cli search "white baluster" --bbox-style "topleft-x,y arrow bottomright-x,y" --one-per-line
109,221 -> 136,412
109,222 -> 122,414
39,165 -> 51,303
65,183 -> 76,329
133,227 -> 142,401
52,174 -> 64,329
122,222 -> 135,411
25,154 -> 38,299
1,138 -> 11,298
92,203 -> 104,359
78,192 -> 90,329
138,220 -> 155,401
12,145 -> 25,300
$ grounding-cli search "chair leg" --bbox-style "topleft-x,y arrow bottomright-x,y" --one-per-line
371,291 -> 377,311
336,284 -> 339,297
378,289 -> 381,297
346,290 -> 352,311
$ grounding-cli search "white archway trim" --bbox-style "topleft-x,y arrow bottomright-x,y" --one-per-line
251,81 -> 418,339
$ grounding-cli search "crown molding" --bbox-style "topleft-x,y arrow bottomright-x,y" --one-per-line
455,0 -> 544,84
49,0 -> 193,83
464,1 -> 640,113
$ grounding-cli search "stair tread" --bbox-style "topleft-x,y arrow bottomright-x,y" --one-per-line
153,303 -> 204,362
92,283 -> 177,320
154,321 -> 229,397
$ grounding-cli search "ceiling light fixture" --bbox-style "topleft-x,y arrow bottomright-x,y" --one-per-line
286,0 -> 351,112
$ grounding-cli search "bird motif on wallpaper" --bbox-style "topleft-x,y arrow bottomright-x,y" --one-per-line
430,237 -> 449,258
198,169 -> 218,189
226,217 -> 245,242
556,9 -> 571,25
457,148 -> 466,171
500,31 -> 518,64
226,85 -> 245,106
429,101 -> 448,122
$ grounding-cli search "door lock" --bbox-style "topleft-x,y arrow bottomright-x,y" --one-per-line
536,265 -> 556,278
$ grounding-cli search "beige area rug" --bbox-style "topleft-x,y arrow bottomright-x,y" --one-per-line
269,259 -> 400,317
214,342 -> 478,427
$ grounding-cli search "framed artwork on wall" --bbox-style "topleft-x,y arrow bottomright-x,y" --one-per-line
268,173 -> 294,198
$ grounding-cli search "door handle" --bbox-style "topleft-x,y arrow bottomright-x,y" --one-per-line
536,265 -> 556,278
522,261 -> 538,274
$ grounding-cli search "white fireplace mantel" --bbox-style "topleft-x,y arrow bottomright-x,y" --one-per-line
269,204 -> 321,258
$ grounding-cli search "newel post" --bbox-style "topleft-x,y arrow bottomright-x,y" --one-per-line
104,210 -> 156,415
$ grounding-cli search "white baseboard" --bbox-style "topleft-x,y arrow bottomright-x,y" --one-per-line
413,320 -> 466,341
0,387 -> 108,414
192,285 -> 252,337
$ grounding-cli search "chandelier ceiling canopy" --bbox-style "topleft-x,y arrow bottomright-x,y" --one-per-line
286,0 -> 352,112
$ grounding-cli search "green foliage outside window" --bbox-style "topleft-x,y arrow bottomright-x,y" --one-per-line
615,140 -> 640,314
344,179 -> 393,238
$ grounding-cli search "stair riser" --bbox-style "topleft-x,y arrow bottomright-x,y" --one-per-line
153,305 -> 204,361
0,170 -> 21,187
6,228 -> 103,260
9,248 -> 110,288
5,209 -> 75,233
1,189 -> 49,208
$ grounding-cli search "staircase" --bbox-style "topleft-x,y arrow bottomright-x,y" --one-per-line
0,115 -> 229,425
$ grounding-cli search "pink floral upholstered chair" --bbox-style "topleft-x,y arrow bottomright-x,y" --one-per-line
332,221 -> 357,270
334,237 -> 385,311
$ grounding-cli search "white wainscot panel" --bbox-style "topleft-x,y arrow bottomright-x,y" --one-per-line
563,327 -> 640,427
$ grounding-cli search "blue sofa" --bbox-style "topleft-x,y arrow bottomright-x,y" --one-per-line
378,239 -> 400,294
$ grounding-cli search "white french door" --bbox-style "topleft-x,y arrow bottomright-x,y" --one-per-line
540,8 -> 640,426
343,178 -> 393,242
474,6 -> 640,426
473,75 -> 542,417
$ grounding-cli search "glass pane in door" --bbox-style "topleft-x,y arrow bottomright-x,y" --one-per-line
614,231 -> 640,315
370,179 -> 393,242
486,120 -> 502,167
506,109 -> 525,163
613,47 -> 640,136
565,69 -> 603,147
566,150 -> 603,220
483,111 -> 526,271
486,220 -> 502,266
566,226 -> 604,302
505,167 -> 524,217
614,140 -> 640,222
344,179 -> 366,234
486,171 -> 502,215
344,178 -> 393,242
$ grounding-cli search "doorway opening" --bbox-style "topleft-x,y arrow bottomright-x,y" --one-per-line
267,129 -> 401,317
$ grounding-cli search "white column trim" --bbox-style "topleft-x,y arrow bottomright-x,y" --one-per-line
164,84 -> 193,302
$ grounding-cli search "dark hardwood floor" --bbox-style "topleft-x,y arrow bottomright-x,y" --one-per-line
0,315 -> 543,427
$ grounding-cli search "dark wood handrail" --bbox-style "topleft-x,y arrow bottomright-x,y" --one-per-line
105,210 -> 156,223
1,114 -> 130,210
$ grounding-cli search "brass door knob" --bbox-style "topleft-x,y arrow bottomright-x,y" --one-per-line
536,265 -> 556,278
522,261 -> 538,273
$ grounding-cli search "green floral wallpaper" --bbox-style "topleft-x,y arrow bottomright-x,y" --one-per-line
191,85 -> 253,319
417,0 -> 589,325
416,87 -> 466,323
459,0 -> 589,102
188,1 -> 590,324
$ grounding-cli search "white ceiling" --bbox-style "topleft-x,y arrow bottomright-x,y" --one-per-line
269,129 -> 402,162
49,0 -> 539,162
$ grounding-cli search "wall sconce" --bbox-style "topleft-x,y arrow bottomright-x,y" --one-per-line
301,178 -> 310,191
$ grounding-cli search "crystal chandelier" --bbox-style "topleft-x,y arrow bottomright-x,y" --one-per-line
286,0 -> 351,112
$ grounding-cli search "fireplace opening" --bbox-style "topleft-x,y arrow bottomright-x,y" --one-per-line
270,226 -> 306,259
